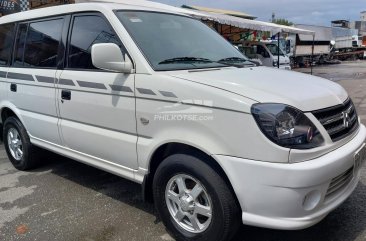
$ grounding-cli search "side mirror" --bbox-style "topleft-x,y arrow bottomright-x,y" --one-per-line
91,43 -> 133,73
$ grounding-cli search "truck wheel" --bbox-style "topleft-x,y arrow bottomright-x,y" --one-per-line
153,153 -> 241,241
319,56 -> 325,65
3,117 -> 40,170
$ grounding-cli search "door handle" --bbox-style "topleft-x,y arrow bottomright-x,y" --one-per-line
10,83 -> 17,92
61,90 -> 71,101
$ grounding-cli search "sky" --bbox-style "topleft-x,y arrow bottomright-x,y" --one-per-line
151,0 -> 365,26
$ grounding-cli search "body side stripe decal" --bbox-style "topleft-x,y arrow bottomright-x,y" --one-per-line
0,71 -> 7,78
36,76 -> 54,83
7,72 -> 34,81
159,91 -> 177,98
137,88 -> 156,95
59,79 -> 75,86
110,85 -> 133,93
77,80 -> 106,89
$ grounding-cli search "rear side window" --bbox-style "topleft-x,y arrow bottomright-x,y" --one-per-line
23,18 -> 64,68
13,18 -> 63,68
0,23 -> 15,66
68,15 -> 122,70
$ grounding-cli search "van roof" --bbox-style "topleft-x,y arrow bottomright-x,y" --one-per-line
0,0 -> 192,24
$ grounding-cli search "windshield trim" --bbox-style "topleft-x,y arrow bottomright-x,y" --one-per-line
115,10 -> 249,72
265,43 -> 286,57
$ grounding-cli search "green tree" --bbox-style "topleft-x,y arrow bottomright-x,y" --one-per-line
272,18 -> 294,26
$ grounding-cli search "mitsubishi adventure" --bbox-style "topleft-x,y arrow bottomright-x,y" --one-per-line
0,1 -> 365,241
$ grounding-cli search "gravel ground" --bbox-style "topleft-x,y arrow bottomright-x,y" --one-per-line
0,61 -> 365,241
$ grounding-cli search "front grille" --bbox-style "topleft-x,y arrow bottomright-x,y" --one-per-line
325,167 -> 353,198
312,98 -> 359,142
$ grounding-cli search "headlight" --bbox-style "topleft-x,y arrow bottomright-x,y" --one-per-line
251,103 -> 324,149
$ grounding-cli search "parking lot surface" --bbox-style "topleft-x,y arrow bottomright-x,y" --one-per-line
0,61 -> 365,241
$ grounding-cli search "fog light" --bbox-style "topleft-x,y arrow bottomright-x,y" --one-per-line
303,190 -> 321,211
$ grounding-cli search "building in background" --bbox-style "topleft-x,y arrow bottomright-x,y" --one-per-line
331,20 -> 351,29
351,11 -> 366,37
361,11 -> 366,21
29,0 -> 74,9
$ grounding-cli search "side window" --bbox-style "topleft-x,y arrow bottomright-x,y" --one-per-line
23,18 -> 64,68
0,23 -> 15,66
256,45 -> 269,58
13,23 -> 28,67
68,15 -> 123,70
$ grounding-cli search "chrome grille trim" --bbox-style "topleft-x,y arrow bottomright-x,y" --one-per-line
312,98 -> 359,142
325,167 -> 353,198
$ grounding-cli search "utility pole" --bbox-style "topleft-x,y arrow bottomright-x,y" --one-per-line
272,12 -> 275,22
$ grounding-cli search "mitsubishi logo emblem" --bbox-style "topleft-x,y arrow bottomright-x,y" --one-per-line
341,110 -> 351,128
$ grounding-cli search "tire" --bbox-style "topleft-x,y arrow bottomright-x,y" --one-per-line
153,153 -> 241,241
3,116 -> 40,170
318,56 -> 325,65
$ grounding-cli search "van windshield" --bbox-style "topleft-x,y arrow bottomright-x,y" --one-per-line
116,11 -> 252,71
265,44 -> 285,57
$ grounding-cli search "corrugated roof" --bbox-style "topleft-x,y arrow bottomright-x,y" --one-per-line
196,11 -> 314,35
182,5 -> 256,20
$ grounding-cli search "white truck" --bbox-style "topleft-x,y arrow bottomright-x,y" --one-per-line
331,27 -> 366,61
238,41 -> 291,69
286,24 -> 333,66
285,24 -> 365,66
332,27 -> 359,49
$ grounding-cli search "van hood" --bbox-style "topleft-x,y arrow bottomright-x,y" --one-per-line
168,67 -> 348,111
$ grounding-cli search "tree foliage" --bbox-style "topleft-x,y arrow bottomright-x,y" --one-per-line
272,18 -> 294,26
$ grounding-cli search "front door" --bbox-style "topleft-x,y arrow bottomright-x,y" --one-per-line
57,13 -> 137,169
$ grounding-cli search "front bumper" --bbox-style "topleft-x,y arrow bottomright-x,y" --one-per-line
214,124 -> 366,230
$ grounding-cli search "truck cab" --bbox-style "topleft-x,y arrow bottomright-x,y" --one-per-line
239,42 -> 291,70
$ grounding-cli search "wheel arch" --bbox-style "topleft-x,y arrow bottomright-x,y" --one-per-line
142,142 -> 240,208
0,105 -> 23,142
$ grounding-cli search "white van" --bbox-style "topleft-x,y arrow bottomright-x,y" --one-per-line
240,42 -> 291,69
0,1 -> 365,241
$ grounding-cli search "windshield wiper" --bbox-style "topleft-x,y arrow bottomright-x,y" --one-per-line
158,57 -> 213,65
218,57 -> 256,67
158,56 -> 254,69
219,57 -> 247,62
